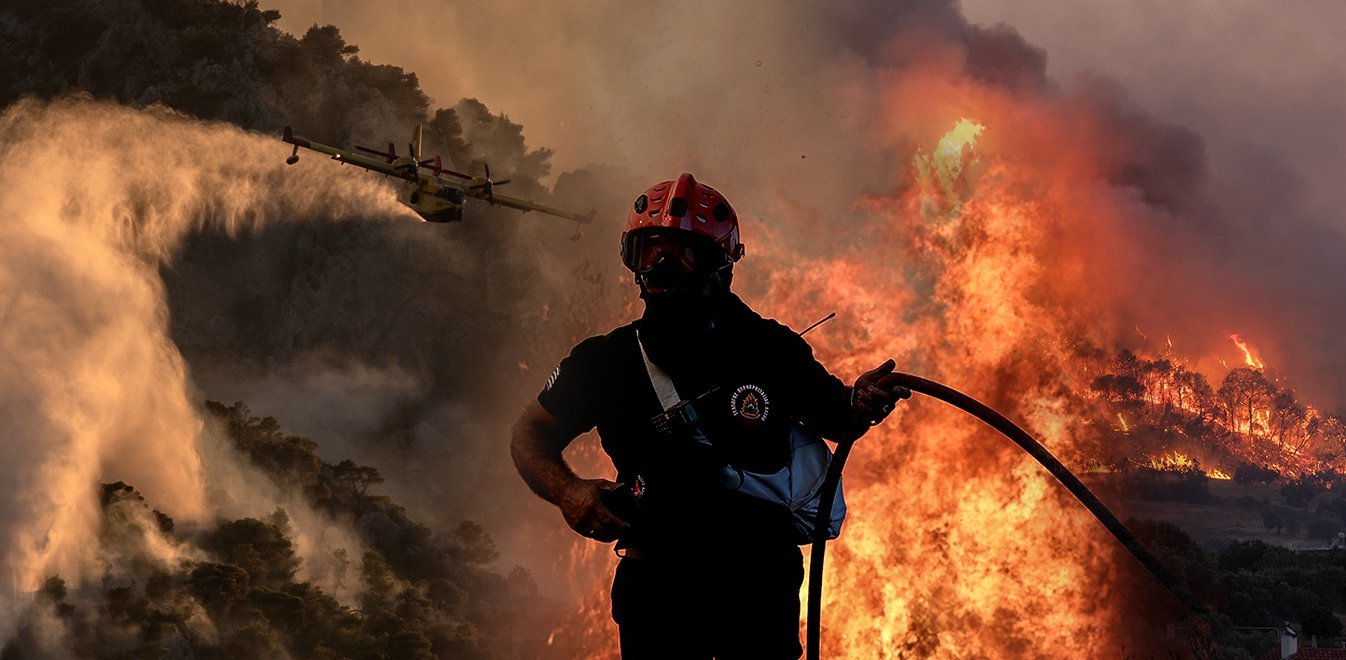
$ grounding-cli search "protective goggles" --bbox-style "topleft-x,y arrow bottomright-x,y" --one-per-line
621,229 -> 731,275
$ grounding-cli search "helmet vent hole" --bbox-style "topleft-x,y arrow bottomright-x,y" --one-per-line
668,197 -> 688,218
650,210 -> 661,218
696,215 -> 707,223
713,203 -> 730,222
699,201 -> 710,208
634,194 -> 648,213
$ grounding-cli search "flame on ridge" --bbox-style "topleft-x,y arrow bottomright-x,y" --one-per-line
1229,333 -> 1265,370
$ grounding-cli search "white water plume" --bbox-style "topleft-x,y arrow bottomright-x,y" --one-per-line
0,95 -> 405,636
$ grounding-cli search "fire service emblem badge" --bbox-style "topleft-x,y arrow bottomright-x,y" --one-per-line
729,384 -> 770,426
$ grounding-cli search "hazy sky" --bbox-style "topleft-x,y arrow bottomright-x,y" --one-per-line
268,1 -> 1345,233
959,0 -> 1346,233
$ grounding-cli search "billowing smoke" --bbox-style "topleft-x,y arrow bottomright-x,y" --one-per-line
0,95 -> 399,639
268,0 -> 1346,409
960,0 -> 1346,235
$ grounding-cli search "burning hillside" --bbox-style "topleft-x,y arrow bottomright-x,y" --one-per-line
1082,339 -> 1346,482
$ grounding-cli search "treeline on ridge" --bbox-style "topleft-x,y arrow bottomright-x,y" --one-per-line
0,0 -> 553,193
3,402 -> 557,659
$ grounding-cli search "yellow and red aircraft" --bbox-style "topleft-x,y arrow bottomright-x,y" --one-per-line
282,125 -> 593,237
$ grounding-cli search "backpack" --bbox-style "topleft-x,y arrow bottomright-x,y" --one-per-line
638,333 -> 846,543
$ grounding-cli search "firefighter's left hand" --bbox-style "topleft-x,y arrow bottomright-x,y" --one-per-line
851,359 -> 911,426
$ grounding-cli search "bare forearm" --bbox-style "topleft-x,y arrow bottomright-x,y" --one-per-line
510,401 -> 630,541
510,406 -> 582,505
512,437 -> 581,505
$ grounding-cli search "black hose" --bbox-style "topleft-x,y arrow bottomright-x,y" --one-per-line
805,373 -> 1211,660
805,431 -> 856,659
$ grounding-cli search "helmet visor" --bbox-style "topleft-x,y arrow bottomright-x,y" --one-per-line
622,229 -> 730,274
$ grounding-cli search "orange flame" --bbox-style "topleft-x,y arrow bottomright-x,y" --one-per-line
1229,333 -> 1265,370
744,116 -> 1143,656
1143,451 -> 1197,473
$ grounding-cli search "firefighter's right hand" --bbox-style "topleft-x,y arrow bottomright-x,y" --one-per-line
559,478 -> 631,543
852,359 -> 911,426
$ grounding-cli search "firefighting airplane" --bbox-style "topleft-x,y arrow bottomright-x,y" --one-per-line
282,125 -> 593,237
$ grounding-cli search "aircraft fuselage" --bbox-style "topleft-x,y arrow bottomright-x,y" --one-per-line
398,178 -> 467,223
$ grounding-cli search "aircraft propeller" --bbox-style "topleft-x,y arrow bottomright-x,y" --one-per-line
468,163 -> 510,205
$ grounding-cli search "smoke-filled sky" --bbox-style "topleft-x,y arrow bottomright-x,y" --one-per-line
269,0 -> 1346,232
961,0 -> 1346,233
263,0 -> 1346,404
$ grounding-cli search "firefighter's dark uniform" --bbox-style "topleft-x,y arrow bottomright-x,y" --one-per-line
538,294 -> 852,659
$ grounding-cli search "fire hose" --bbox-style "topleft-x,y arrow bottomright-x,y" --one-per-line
805,373 -> 1212,660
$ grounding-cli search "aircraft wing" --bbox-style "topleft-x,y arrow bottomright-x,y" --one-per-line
477,189 -> 596,224
283,127 -> 416,181
434,177 -> 595,224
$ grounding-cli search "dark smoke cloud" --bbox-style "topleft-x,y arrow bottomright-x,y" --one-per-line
958,0 -> 1346,405
961,0 -> 1346,223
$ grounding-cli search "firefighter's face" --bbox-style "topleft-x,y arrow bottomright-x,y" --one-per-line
639,255 -> 714,296
625,229 -> 730,296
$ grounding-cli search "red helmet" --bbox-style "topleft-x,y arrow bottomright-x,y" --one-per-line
621,173 -> 745,274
